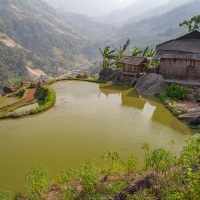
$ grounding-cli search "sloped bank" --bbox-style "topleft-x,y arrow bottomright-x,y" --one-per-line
0,86 -> 56,119
135,74 -> 198,121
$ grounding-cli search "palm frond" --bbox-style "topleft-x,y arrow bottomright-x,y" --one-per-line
122,39 -> 130,52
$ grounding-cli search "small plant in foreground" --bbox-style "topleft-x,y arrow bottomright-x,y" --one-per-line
143,144 -> 175,175
25,167 -> 49,200
101,151 -> 122,176
126,154 -> 138,173
79,158 -> 98,193
169,139 -> 176,153
58,169 -> 77,184
0,189 -> 11,200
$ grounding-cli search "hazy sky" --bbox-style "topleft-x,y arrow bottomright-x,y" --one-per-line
44,0 -> 171,16
111,0 -> 170,7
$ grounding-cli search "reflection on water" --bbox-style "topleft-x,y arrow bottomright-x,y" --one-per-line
0,81 -> 196,192
142,102 -> 156,120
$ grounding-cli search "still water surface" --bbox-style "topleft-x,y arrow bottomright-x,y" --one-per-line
0,81 -> 197,191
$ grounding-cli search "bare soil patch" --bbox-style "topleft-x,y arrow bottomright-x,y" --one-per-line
173,88 -> 200,110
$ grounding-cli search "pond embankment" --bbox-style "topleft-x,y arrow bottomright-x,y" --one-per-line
0,86 -> 56,119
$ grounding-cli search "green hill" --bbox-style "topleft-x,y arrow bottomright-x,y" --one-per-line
0,0 -> 89,87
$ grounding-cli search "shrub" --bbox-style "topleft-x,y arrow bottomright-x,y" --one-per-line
79,158 -> 98,193
25,167 -> 49,200
101,151 -> 122,176
164,83 -> 189,101
143,144 -> 175,175
0,189 -> 11,200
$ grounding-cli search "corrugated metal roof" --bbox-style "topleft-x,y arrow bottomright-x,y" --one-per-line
156,50 -> 200,60
176,30 -> 200,40
119,56 -> 147,65
156,40 -> 200,54
156,31 -> 200,59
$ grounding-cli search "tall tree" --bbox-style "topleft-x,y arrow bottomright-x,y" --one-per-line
114,39 -> 130,68
179,15 -> 200,32
99,46 -> 115,68
131,47 -> 142,56
142,47 -> 156,58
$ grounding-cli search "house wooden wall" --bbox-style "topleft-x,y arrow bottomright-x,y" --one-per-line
123,64 -> 142,75
160,59 -> 200,79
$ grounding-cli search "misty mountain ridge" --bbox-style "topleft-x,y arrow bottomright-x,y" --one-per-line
118,0 -> 200,47
43,0 -> 133,17
125,0 -> 195,24
103,0 -> 194,26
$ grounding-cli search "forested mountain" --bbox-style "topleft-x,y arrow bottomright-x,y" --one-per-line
117,0 -> 200,47
0,0 -> 89,87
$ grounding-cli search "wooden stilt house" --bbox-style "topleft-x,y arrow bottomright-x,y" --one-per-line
155,31 -> 200,79
120,57 -> 148,77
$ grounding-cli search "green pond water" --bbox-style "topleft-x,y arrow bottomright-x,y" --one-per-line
0,81 -> 198,192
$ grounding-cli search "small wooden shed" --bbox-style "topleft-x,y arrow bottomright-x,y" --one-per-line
120,56 -> 148,76
155,31 -> 200,79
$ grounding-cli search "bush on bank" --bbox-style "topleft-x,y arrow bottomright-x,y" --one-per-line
1,135 -> 199,200
157,83 -> 189,116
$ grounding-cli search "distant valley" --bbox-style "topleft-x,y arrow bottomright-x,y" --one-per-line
0,0 -> 200,87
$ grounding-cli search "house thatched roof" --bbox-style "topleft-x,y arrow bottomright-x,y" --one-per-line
120,57 -> 147,65
156,31 -> 200,60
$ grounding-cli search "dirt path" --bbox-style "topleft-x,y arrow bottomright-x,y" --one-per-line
0,88 -> 36,112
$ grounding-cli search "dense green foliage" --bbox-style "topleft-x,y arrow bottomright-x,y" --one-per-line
157,83 -> 188,116
162,83 -> 189,101
180,15 -> 200,32
99,46 -> 116,68
0,41 -> 27,86
0,136 -> 199,199
25,167 -> 49,200
99,40 -> 156,69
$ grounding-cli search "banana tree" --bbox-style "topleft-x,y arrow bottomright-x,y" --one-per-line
114,39 -> 130,68
180,15 -> 200,32
99,46 -> 116,68
142,47 -> 156,58
131,47 -> 143,56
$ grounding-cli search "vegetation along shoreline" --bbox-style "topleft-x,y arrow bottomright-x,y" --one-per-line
0,5 -> 200,199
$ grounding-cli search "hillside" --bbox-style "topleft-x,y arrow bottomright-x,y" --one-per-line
117,0 -> 200,47
65,13 -> 118,41
0,0 -> 89,87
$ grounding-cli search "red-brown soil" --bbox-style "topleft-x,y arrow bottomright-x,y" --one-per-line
0,88 -> 36,112
173,88 -> 200,110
